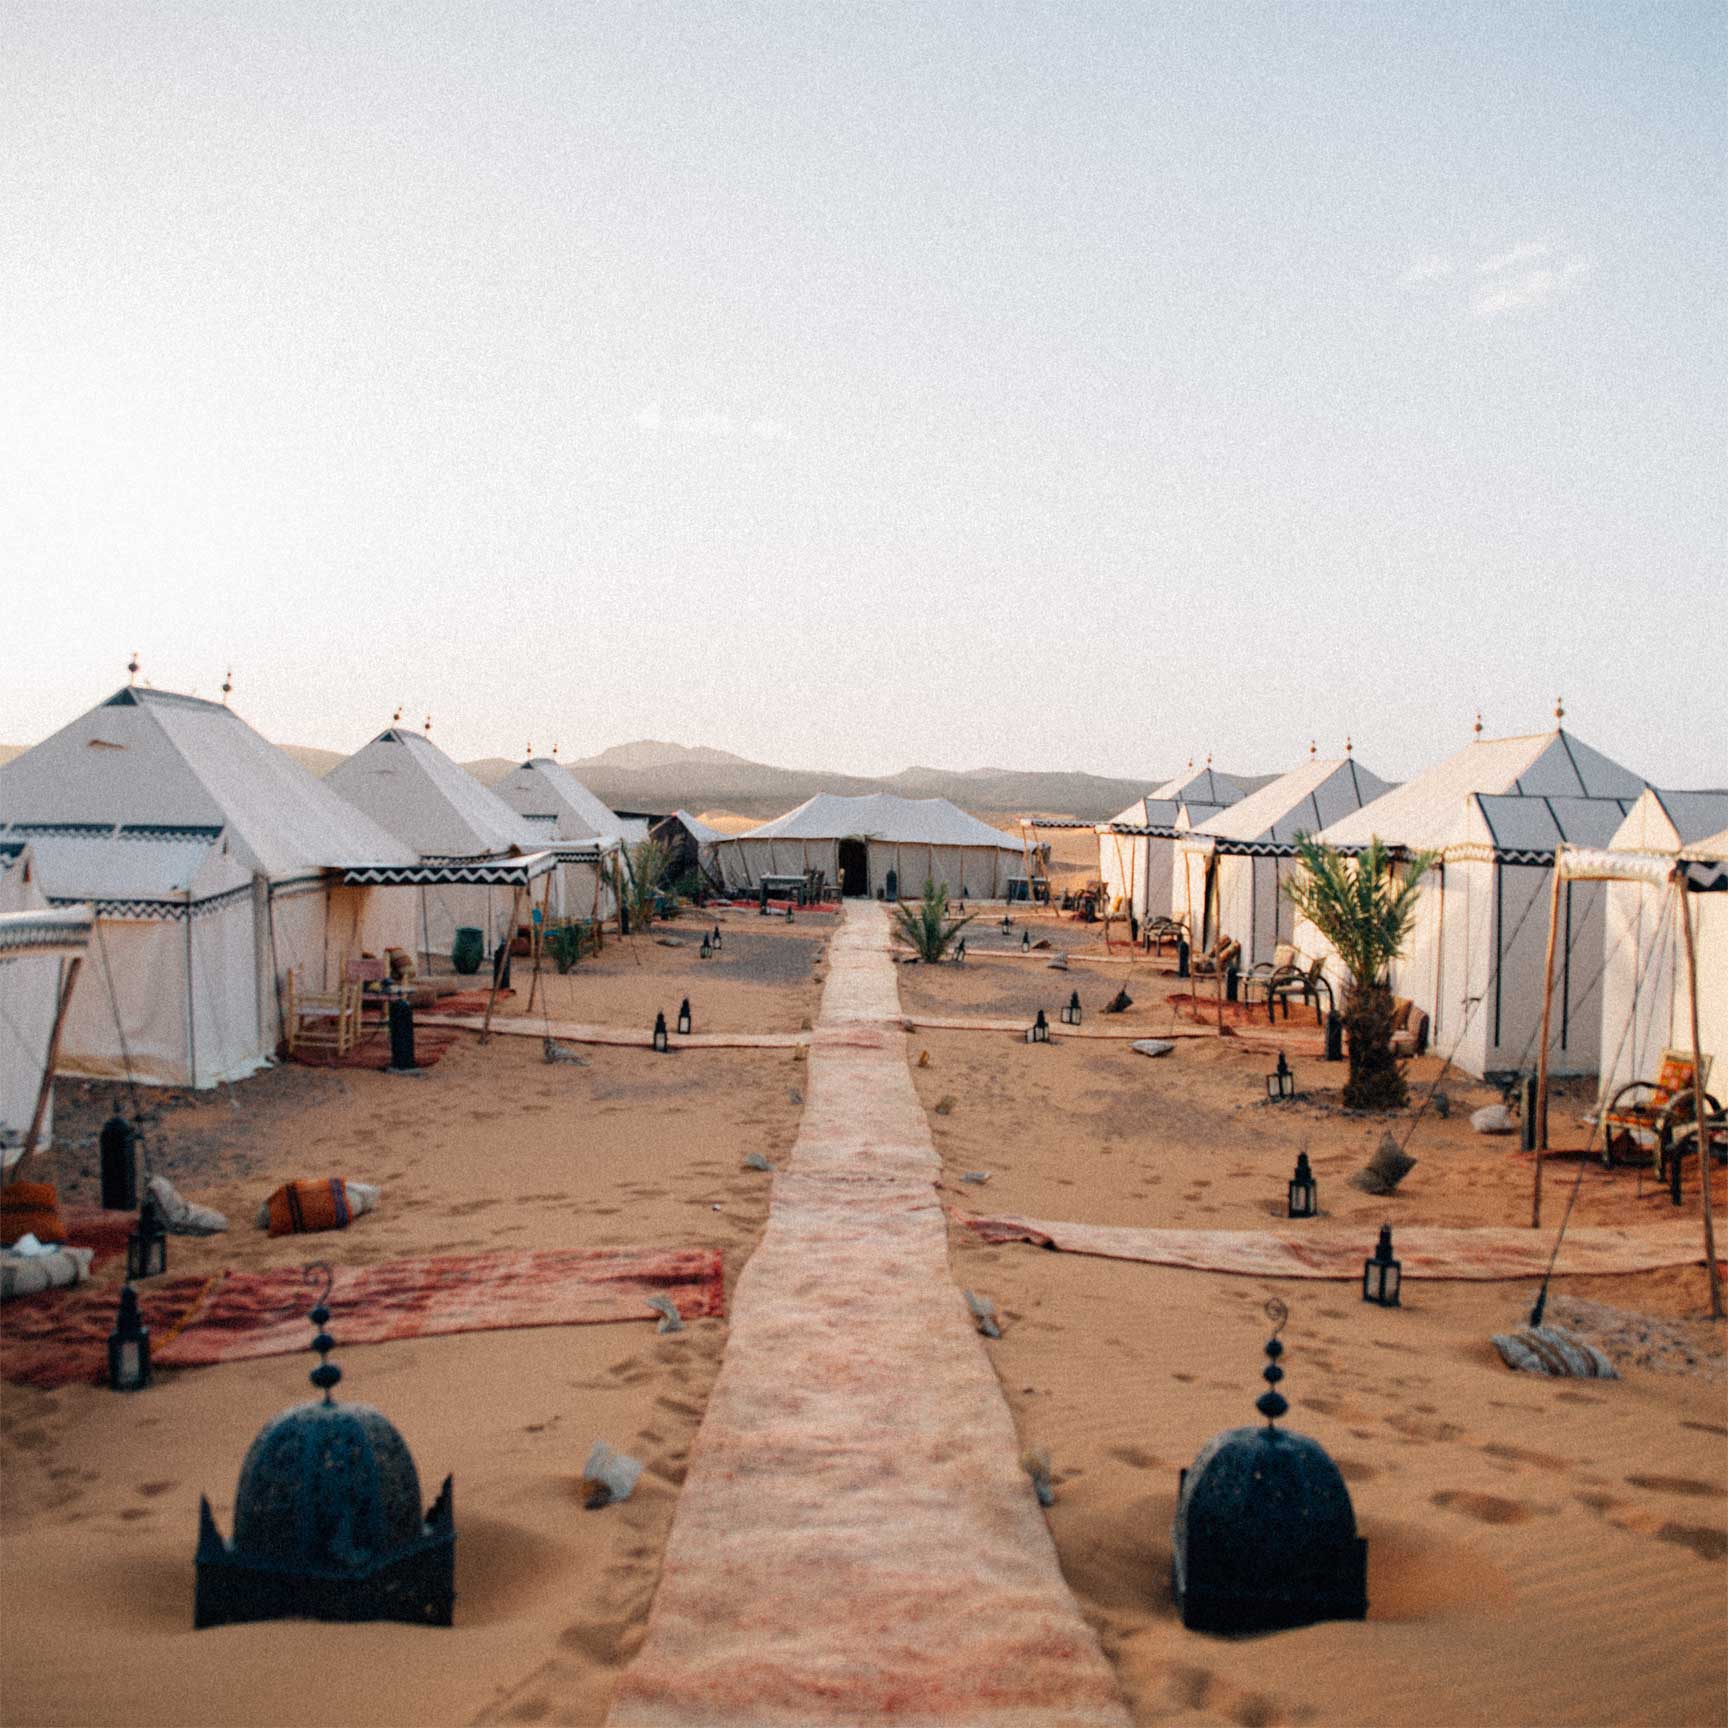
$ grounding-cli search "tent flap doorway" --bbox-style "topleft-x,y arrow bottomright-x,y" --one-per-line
838,839 -> 868,897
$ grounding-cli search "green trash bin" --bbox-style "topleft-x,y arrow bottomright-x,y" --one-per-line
451,926 -> 485,975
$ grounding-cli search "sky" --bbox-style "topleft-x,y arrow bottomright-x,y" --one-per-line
2,2 -> 1723,787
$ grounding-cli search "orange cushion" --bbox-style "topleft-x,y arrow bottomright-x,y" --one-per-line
265,1179 -> 353,1238
0,1181 -> 67,1248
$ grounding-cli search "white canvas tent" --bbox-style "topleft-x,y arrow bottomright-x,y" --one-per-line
1297,726 -> 1648,1080
326,727 -> 558,963
649,810 -> 727,890
1177,753 -> 1395,966
0,687 -> 423,1087
1581,790 -> 1728,1104
1097,764 -> 1248,931
491,756 -> 625,924
0,845 -> 92,1164
712,793 -> 1022,899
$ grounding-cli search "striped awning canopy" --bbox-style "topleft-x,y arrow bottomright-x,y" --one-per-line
341,851 -> 558,887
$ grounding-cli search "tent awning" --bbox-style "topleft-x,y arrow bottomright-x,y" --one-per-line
1557,848 -> 1728,893
341,851 -> 558,887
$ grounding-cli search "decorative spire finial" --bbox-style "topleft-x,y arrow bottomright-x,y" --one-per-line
221,668 -> 233,704
1472,711 -> 1483,738
1255,1298 -> 1289,1429
392,706 -> 403,725
1345,734 -> 1353,755
1555,695 -> 1564,724
526,742 -> 533,761
423,714 -> 432,736
552,740 -> 559,758
1309,739 -> 1317,758
128,651 -> 140,685
304,1263 -> 341,1406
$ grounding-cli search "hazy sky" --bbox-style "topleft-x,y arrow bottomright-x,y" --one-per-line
3,3 -> 1722,786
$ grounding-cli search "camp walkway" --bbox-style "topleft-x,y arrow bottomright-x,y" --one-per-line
606,900 -> 1128,1726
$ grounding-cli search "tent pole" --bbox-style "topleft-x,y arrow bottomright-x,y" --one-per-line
481,882 -> 523,1044
184,890 -> 197,1090
13,955 -> 83,1184
1532,847 -> 1565,1228
1677,878 -> 1723,1320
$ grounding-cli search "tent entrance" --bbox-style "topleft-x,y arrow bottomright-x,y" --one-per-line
838,839 -> 868,897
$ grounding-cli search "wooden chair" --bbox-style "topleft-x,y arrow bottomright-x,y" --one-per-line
285,967 -> 362,1058
1601,1050 -> 1724,1199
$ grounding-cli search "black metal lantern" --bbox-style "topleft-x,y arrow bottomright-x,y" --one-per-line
1267,1051 -> 1297,1101
1000,914 -> 1013,936
711,924 -> 723,951
1363,1224 -> 1401,1307
785,901 -> 794,922
99,1114 -> 139,1210
952,937 -> 966,964
1288,1151 -> 1317,1219
1027,1009 -> 1050,1044
1061,991 -> 1082,1027
677,998 -> 692,1037
699,934 -> 712,959
1324,1009 -> 1344,1062
195,1265 -> 454,1629
127,1193 -> 168,1281
1171,1299 -> 1368,1633
1021,928 -> 1031,951
107,1284 -> 151,1392
652,1011 -> 670,1054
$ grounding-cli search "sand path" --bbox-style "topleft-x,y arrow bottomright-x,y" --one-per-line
606,901 -> 1129,1726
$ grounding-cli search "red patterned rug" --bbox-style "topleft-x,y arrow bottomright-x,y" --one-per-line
1,1244 -> 724,1388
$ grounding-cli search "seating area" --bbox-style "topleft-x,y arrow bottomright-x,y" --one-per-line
284,957 -> 390,1060
1600,1050 -> 1725,1203
1188,935 -> 1240,977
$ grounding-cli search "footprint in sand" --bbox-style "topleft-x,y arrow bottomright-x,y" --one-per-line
1431,1489 -> 1540,1526
1656,1524 -> 1728,1562
1106,1444 -> 1160,1470
1482,1442 -> 1572,1473
134,1481 -> 176,1498
1624,1473 -> 1726,1499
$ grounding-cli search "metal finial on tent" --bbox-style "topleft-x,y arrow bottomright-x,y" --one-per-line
392,706 -> 403,724
221,669 -> 233,704
423,715 -> 432,736
128,651 -> 140,685
526,742 -> 533,761
1345,735 -> 1353,755
1309,740 -> 1317,758
1472,711 -> 1483,738
1555,696 -> 1564,724
551,741 -> 559,758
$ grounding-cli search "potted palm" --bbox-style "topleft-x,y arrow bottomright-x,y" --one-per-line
894,879 -> 976,963
1284,836 -> 1434,1110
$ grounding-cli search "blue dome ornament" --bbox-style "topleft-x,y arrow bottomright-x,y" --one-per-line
195,1263 -> 455,1628
1171,1299 -> 1367,1633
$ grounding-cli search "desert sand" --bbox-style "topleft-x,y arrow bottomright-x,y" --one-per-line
2,901 -> 1724,1727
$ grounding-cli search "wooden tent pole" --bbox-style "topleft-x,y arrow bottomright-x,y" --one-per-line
481,881 -> 523,1044
12,956 -> 83,1185
1677,877 -> 1723,1320
526,869 -> 552,1016
1532,848 -> 1565,1228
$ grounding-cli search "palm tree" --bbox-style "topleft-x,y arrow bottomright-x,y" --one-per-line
894,879 -> 976,963
1284,836 -> 1435,1110
608,837 -> 673,935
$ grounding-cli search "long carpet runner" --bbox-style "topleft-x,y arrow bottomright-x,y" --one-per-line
963,1213 -> 1717,1279
604,901 -> 1128,1727
0,1246 -> 723,1388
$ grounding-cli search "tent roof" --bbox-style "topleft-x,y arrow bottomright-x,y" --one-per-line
1318,729 -> 1647,850
1470,793 -> 1639,854
491,757 -> 627,844
1195,756 -> 1395,844
2,826 -> 251,905
327,729 -> 543,860
0,688 -> 417,879
1608,787 -> 1728,855
669,810 -> 727,844
1149,764 -> 1247,806
719,792 -> 1020,851
1106,796 -> 1234,834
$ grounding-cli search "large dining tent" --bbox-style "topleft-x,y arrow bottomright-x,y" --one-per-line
1581,789 -> 1728,1103
0,686 -> 421,1087
491,755 -> 626,923
712,793 -> 1022,899
1096,763 -> 1247,932
1176,751 -> 1394,967
1297,723 -> 1648,1080
326,727 -> 557,963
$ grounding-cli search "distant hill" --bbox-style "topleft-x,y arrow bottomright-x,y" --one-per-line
457,740 -> 1276,823
280,744 -> 344,778
0,744 -> 23,768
